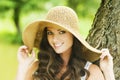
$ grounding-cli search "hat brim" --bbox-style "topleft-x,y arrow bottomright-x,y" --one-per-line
22,20 -> 101,62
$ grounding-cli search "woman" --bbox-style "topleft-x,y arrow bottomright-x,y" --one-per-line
16,6 -> 115,80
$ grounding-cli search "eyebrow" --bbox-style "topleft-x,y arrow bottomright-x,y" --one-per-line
57,29 -> 62,31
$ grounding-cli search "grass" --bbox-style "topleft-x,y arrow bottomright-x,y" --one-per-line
0,42 -> 20,80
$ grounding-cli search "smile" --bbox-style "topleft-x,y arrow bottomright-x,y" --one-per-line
54,43 -> 64,48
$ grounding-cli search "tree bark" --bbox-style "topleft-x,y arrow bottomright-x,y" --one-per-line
86,0 -> 120,79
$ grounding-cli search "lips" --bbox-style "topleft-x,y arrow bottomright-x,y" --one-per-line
53,43 -> 64,49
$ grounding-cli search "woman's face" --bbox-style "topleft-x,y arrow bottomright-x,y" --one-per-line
47,26 -> 73,54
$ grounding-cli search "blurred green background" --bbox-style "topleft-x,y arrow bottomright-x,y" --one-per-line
0,0 -> 100,80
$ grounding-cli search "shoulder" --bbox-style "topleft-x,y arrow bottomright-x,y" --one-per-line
87,64 -> 105,80
25,60 -> 39,80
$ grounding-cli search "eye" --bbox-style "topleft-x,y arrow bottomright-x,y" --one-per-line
47,30 -> 53,35
59,30 -> 66,34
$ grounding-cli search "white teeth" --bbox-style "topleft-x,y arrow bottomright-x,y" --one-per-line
54,43 -> 62,47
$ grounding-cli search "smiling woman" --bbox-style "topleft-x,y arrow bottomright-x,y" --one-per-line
16,6 -> 115,80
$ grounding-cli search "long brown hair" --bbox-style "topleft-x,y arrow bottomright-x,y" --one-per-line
33,28 -> 90,80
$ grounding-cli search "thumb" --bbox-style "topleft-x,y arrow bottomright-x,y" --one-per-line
31,50 -> 36,58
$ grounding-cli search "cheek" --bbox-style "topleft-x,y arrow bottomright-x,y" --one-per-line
68,38 -> 73,46
64,35 -> 73,46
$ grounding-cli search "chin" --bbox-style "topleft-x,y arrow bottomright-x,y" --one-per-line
55,51 -> 62,54
54,50 -> 63,54
55,50 -> 67,54
54,48 -> 66,54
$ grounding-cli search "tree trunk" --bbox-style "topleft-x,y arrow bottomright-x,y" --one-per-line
13,5 -> 21,35
86,0 -> 120,79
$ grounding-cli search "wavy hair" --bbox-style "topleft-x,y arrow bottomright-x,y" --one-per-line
33,28 -> 90,80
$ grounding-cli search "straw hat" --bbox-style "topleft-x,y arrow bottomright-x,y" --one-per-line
22,6 -> 101,62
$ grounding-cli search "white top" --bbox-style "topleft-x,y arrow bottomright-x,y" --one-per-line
81,61 -> 92,80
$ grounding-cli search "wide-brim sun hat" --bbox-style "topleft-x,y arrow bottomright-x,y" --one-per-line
22,6 -> 101,62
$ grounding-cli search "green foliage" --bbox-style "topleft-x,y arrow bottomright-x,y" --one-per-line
0,0 -> 15,10
67,0 -> 101,18
0,1 -> 14,17
0,32 -> 23,45
21,0 -> 66,13
0,0 -> 101,18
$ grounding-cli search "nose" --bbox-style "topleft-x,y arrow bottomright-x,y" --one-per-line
53,35 -> 59,43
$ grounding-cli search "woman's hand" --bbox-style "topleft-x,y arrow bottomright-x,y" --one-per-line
16,46 -> 36,80
17,45 -> 36,66
99,49 -> 115,80
100,48 -> 113,71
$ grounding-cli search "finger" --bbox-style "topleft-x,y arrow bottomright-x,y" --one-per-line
100,53 -> 107,60
18,45 -> 29,57
100,48 -> 108,59
100,48 -> 113,60
18,46 -> 28,52
101,48 -> 109,53
31,50 -> 36,58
